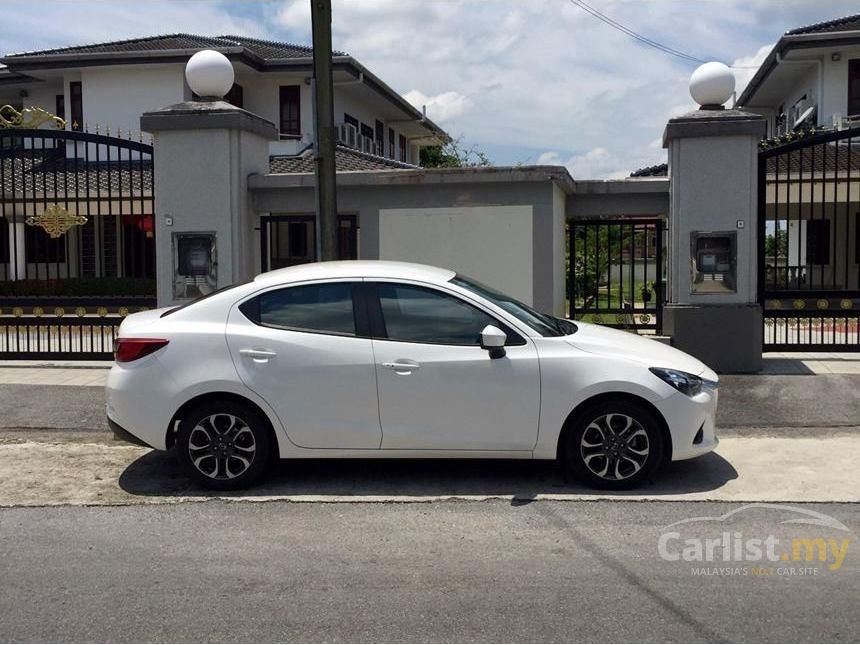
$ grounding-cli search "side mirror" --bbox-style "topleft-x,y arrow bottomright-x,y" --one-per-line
480,324 -> 507,359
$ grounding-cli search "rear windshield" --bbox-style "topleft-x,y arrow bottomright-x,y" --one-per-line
160,280 -> 251,317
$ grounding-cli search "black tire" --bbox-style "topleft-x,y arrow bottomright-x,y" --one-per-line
562,399 -> 664,490
177,400 -> 272,490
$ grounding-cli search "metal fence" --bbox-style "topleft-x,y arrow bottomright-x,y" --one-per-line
568,218 -> 665,333
758,126 -> 860,351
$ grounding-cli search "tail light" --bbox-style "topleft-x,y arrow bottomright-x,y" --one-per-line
114,338 -> 169,363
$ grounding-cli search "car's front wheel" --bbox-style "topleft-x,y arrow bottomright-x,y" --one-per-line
562,399 -> 664,490
177,400 -> 272,490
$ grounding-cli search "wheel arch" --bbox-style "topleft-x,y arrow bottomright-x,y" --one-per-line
166,391 -> 280,460
555,392 -> 672,461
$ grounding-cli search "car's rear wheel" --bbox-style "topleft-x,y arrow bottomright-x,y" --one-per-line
562,400 -> 663,490
177,400 -> 272,490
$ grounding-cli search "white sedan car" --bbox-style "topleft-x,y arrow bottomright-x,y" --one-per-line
107,261 -> 718,490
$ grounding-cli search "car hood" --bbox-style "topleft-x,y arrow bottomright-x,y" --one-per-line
565,321 -> 717,380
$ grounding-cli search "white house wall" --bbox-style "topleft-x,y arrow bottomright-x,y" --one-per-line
756,44 -> 860,133
5,61 -> 422,163
81,65 -> 186,135
378,205 -> 534,304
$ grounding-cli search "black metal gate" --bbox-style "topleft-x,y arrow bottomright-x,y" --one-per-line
759,127 -> 860,351
568,217 -> 665,333
260,214 -> 358,272
0,125 -> 155,359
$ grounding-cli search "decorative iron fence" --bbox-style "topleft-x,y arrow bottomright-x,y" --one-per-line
758,126 -> 860,351
0,123 -> 154,359
0,126 -> 155,286
568,218 -> 665,333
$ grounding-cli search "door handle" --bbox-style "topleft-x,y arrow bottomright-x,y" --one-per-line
382,360 -> 421,372
239,348 -> 277,361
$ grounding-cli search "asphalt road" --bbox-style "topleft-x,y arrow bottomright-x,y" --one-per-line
0,500 -> 857,643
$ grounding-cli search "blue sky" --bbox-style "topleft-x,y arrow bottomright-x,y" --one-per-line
3,0 -> 859,177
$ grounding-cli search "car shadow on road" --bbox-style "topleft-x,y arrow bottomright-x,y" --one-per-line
118,450 -> 738,500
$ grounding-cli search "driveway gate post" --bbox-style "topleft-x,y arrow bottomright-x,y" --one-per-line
140,51 -> 277,308
662,64 -> 766,373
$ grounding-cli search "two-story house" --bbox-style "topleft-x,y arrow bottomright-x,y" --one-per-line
0,33 -> 447,162
736,14 -> 860,293
0,34 -> 449,281
737,14 -> 860,135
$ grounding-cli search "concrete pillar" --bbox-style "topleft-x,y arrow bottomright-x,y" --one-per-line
662,107 -> 766,372
140,101 -> 276,306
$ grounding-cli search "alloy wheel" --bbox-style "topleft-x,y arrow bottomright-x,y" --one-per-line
579,413 -> 650,481
187,413 -> 257,480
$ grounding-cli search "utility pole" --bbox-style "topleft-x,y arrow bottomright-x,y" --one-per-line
311,0 -> 338,261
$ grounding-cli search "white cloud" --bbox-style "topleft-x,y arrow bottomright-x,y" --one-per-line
537,147 -> 637,180
4,0 -> 859,178
403,90 -> 473,123
732,43 -> 775,98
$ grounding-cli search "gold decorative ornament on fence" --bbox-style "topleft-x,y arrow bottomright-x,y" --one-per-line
25,204 -> 87,238
0,105 -> 66,130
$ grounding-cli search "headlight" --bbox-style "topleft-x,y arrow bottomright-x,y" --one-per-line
649,367 -> 703,397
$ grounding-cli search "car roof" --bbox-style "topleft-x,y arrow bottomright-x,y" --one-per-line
253,260 -> 457,286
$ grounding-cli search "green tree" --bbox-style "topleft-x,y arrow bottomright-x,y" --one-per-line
419,137 -> 491,168
765,229 -> 788,258
570,225 -> 625,310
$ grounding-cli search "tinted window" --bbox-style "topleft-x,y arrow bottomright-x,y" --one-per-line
255,283 -> 355,336
451,275 -> 575,337
378,284 -> 497,345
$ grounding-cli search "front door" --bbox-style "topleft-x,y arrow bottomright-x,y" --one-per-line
368,282 -> 541,451
226,280 -> 381,449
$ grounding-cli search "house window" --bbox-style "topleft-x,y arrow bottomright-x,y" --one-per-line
0,218 -> 9,264
806,219 -> 830,265
225,83 -> 244,109
388,128 -> 395,158
69,81 -> 83,131
375,120 -> 384,156
55,95 -> 65,121
855,212 -> 860,264
344,113 -> 358,128
399,134 -> 407,162
279,85 -> 301,137
849,60 -> 860,117
26,226 -> 66,263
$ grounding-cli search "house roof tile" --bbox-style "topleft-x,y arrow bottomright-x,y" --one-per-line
3,33 -> 346,60
629,163 -> 667,177
786,14 -> 860,35
270,145 -> 418,174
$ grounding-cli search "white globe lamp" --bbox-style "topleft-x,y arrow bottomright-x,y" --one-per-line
185,50 -> 235,99
689,61 -> 735,108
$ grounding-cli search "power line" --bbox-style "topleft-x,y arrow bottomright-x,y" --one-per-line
568,0 -> 759,69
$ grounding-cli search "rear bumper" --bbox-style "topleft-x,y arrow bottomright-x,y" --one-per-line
107,416 -> 155,448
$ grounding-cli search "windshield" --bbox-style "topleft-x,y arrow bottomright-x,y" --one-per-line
450,275 -> 576,337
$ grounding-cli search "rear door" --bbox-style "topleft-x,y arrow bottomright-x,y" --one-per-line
226,280 -> 382,449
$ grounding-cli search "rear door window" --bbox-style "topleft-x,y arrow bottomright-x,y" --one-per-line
240,282 -> 357,336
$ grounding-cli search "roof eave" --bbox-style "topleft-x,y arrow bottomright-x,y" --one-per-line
737,31 -> 860,107
339,57 -> 450,144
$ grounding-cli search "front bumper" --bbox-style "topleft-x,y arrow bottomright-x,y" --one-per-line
662,384 -> 719,461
